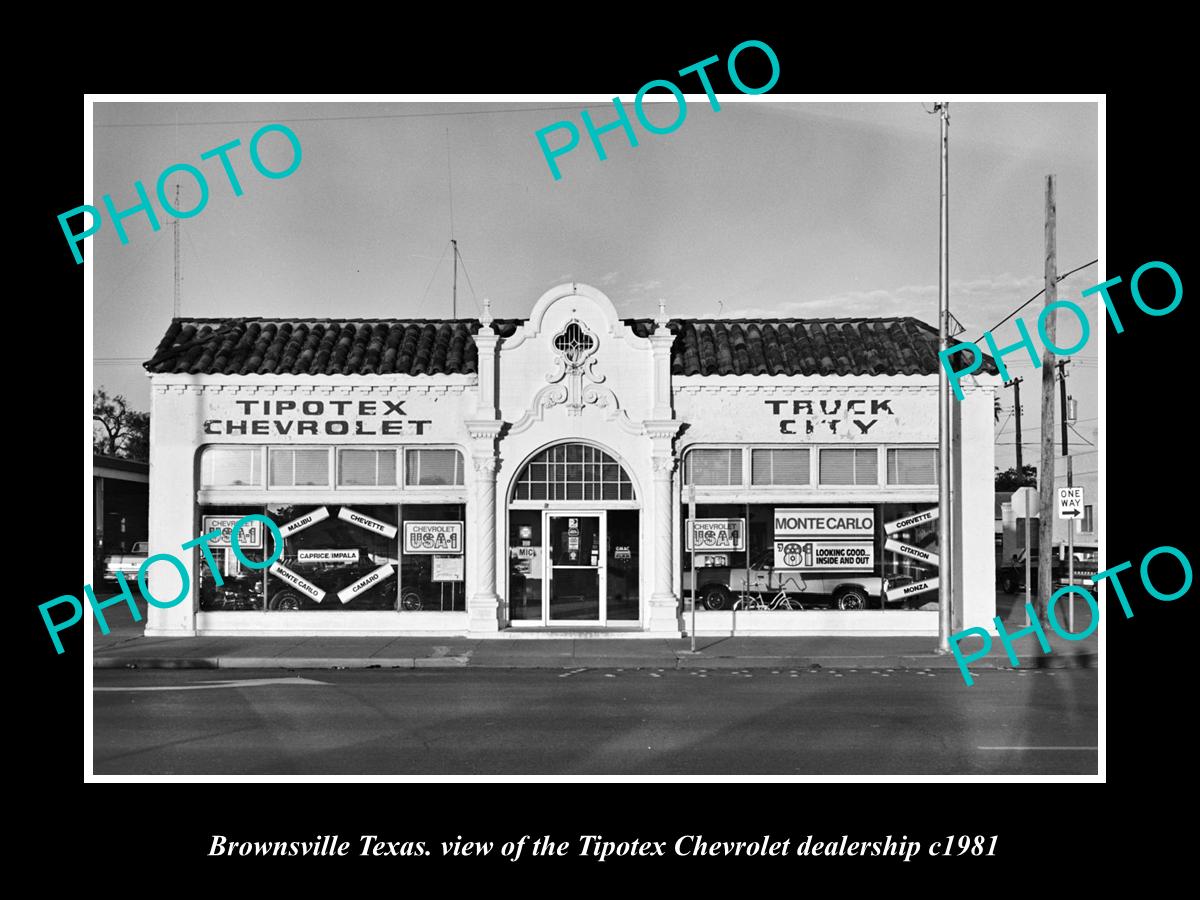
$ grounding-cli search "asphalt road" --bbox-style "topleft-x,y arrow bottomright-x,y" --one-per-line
93,667 -> 1097,775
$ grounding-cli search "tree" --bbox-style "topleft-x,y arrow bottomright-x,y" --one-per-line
995,464 -> 1037,492
93,389 -> 150,461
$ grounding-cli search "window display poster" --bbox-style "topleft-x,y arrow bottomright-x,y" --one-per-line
297,549 -> 360,563
404,521 -> 463,554
511,545 -> 542,576
202,516 -> 264,548
775,540 -> 874,570
432,555 -> 464,582
774,508 -> 874,539
686,518 -> 745,551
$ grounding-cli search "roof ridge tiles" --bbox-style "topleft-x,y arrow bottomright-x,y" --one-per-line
146,312 -> 993,377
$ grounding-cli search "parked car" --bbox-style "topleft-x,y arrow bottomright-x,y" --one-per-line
681,548 -> 915,611
102,541 -> 149,582
204,573 -> 265,611
998,546 -> 1098,594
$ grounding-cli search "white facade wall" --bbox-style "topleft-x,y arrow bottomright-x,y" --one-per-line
144,283 -> 1000,638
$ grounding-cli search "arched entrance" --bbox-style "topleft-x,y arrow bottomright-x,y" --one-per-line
507,441 -> 642,626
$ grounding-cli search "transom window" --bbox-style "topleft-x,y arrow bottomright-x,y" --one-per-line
819,448 -> 878,485
201,447 -> 262,487
751,449 -> 810,485
513,443 -> 635,501
406,449 -> 464,486
339,449 -> 397,486
269,448 -> 330,487
684,448 -> 743,486
887,448 -> 937,485
199,445 -> 463,491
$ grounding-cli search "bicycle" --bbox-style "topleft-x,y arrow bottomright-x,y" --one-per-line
734,575 -> 807,611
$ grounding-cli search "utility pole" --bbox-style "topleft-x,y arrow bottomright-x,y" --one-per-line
935,101 -> 952,653
1036,175 -> 1057,624
1006,377 -> 1024,472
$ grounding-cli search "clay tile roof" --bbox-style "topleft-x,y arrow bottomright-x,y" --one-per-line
146,315 -> 994,378
625,316 -> 996,377
143,318 -> 526,376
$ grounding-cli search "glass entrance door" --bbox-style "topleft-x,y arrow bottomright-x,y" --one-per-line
546,513 -> 604,622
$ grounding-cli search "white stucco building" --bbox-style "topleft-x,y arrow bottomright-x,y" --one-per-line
142,283 -> 999,637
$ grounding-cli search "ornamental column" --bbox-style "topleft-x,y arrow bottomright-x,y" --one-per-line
466,441 -> 502,632
644,300 -> 681,633
465,301 -> 505,633
645,426 -> 682,632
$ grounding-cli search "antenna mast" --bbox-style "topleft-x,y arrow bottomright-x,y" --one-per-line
173,184 -> 181,318
447,128 -> 458,319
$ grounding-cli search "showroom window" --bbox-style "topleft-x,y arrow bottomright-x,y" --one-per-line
196,499 -> 465,613
200,447 -> 262,488
269,448 -> 330,487
684,448 -> 743,486
887,448 -> 937,485
751,449 -> 810,485
195,505 -> 269,611
819,448 -> 877,485
400,504 -> 466,611
680,501 -> 931,614
880,501 -> 940,611
405,448 -> 464,486
339,449 -> 397,487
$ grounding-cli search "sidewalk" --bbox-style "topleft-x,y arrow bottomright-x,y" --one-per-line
93,594 -> 1097,671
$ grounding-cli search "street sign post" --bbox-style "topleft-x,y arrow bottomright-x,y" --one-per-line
1059,482 -> 1083,632
1057,487 -> 1083,520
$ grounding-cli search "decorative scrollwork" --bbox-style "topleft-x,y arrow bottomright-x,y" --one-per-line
651,455 -> 677,475
546,319 -> 605,414
472,456 -> 499,476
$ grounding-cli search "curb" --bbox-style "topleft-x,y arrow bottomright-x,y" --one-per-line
92,652 -> 1094,671
93,656 -> 471,670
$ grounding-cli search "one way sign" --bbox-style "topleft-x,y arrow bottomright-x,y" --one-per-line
1057,487 -> 1084,519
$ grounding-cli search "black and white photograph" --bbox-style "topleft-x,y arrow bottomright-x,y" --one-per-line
78,90 -> 1109,781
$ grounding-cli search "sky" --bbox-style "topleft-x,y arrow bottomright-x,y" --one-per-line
91,98 -> 1100,470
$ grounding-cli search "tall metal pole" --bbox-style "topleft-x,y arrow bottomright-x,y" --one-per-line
451,238 -> 458,319
688,484 -> 696,653
1058,359 -> 1074,631
1067,454 -> 1075,632
936,102 -> 952,652
172,184 -> 181,318
1011,377 -> 1024,472
1036,175 -> 1058,625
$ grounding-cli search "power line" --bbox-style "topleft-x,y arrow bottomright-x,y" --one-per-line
994,412 -> 1012,443
95,105 -> 615,129
967,258 -> 1099,344
1068,423 -> 1095,446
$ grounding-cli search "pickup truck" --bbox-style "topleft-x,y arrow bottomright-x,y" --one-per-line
998,547 -> 1099,594
681,548 -> 915,611
102,541 -> 149,582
